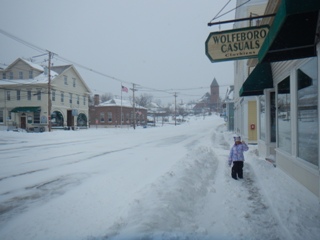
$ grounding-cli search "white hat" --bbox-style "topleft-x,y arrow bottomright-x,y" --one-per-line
233,136 -> 241,142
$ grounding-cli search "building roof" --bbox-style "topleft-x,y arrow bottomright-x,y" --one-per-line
0,58 -> 58,86
0,58 -> 91,94
211,77 -> 219,87
51,65 -> 72,74
20,58 -> 45,72
99,98 -> 146,109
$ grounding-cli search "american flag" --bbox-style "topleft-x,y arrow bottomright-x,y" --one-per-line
121,85 -> 128,93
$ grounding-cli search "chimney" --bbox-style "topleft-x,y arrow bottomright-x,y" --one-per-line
94,94 -> 100,106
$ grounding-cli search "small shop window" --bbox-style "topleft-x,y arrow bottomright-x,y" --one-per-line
27,116 -> 33,124
34,111 -> 40,124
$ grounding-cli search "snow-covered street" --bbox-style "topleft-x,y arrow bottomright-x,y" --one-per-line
0,115 -> 319,240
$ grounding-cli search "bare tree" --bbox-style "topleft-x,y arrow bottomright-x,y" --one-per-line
154,98 -> 162,106
135,93 -> 153,107
100,93 -> 114,102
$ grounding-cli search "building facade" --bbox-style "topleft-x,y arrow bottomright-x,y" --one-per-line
235,0 -> 320,197
89,95 -> 147,128
233,0 -> 268,144
0,58 -> 91,131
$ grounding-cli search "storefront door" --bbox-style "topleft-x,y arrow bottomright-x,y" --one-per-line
67,110 -> 74,129
20,117 -> 26,129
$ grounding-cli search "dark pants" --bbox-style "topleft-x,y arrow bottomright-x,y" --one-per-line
231,161 -> 244,179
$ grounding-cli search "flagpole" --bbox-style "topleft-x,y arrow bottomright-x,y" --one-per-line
121,83 -> 123,128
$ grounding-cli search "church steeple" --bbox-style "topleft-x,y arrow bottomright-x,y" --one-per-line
210,78 -> 220,112
211,77 -> 219,87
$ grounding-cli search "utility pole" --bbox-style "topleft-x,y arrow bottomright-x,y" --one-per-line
174,92 -> 177,126
131,83 -> 137,129
47,51 -> 52,132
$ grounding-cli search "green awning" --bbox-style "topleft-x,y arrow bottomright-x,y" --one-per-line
240,62 -> 273,97
258,0 -> 320,62
11,106 -> 41,113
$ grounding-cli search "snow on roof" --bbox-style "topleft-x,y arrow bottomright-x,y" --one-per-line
0,70 -> 59,86
50,65 -> 72,74
20,58 -> 45,72
148,102 -> 161,108
99,98 -> 146,109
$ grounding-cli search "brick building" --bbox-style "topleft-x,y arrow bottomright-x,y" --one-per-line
89,94 -> 147,128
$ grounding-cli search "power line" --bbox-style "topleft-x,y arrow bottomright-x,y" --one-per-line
0,28 -> 229,103
54,55 -> 132,85
0,28 -> 46,54
208,0 -> 251,24
211,0 -> 232,22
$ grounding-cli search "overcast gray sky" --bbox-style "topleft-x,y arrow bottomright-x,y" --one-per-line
0,0 -> 237,105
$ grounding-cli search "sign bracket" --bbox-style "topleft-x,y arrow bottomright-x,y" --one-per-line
207,13 -> 276,27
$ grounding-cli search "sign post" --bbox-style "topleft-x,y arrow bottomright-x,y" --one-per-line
205,25 -> 269,62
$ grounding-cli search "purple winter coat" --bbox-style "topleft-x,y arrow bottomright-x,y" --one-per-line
228,142 -> 249,165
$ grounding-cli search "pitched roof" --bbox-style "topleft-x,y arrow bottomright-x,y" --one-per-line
51,65 -> 72,74
0,58 -> 57,86
99,98 -> 146,109
0,58 -> 90,94
20,58 -> 44,72
211,77 -> 219,87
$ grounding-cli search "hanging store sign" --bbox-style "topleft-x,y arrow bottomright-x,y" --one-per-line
205,25 -> 269,62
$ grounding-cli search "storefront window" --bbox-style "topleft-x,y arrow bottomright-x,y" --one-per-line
277,77 -> 291,153
77,113 -> 87,127
259,95 -> 266,141
51,111 -> 64,127
270,92 -> 276,143
34,111 -> 40,124
297,58 -> 318,166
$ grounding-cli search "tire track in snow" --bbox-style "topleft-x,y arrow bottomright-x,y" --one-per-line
0,173 -> 90,228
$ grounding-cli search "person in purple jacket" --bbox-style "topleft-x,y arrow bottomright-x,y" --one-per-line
228,135 -> 249,180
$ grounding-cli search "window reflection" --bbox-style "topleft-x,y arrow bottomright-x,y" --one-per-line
277,77 -> 291,153
270,92 -> 276,142
297,58 -> 318,166
259,95 -> 266,141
